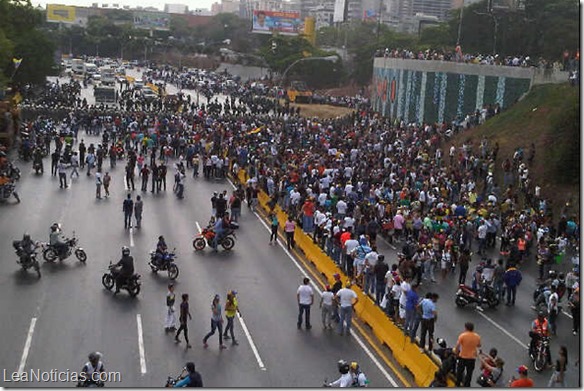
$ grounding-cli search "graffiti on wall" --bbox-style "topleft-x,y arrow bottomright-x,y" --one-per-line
372,67 -> 532,124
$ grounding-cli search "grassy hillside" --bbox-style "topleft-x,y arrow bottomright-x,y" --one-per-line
451,83 -> 580,219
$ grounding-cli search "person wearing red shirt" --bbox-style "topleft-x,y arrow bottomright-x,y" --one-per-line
509,365 -> 534,387
302,198 -> 315,233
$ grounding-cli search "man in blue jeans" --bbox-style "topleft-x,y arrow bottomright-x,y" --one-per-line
297,277 -> 314,330
336,281 -> 358,336
419,292 -> 439,351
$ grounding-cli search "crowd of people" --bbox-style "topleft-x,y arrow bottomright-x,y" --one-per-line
11,59 -> 580,387
375,47 -> 580,72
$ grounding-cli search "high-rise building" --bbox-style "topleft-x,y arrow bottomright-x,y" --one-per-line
412,0 -> 451,20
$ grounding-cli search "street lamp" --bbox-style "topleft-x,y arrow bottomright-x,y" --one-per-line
280,55 -> 338,84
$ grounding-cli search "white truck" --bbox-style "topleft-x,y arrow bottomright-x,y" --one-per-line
84,63 -> 98,76
101,67 -> 116,86
72,59 -> 85,75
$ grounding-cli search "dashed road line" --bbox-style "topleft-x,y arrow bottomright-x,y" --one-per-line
18,317 -> 37,375
136,314 -> 147,374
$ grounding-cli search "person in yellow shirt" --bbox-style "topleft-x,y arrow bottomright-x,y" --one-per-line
223,290 -> 240,345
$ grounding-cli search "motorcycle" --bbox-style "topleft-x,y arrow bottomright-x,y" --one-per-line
33,159 -> 43,174
530,335 -> 550,372
102,261 -> 141,297
455,283 -> 499,308
193,228 -> 236,251
43,232 -> 87,263
148,249 -> 179,280
13,241 -> 41,278
0,182 -> 20,203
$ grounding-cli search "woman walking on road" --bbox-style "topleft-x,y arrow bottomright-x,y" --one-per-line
203,294 -> 227,349
175,293 -> 192,348
223,290 -> 239,345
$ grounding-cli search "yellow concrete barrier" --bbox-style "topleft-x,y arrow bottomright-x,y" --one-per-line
232,170 -> 449,386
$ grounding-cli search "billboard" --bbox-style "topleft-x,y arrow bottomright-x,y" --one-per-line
251,10 -> 302,36
46,4 -> 76,23
362,9 -> 378,22
333,0 -> 346,23
133,11 -> 170,31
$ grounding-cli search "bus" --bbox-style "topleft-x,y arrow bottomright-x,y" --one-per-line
101,67 -> 116,86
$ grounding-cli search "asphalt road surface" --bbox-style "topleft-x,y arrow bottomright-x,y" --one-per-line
0,133 -> 406,387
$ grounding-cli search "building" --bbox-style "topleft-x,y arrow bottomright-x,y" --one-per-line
164,3 -> 188,14
211,0 -> 240,15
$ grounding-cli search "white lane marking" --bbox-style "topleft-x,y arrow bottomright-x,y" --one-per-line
350,328 -> 399,387
129,227 -> 135,247
196,221 -> 202,234
475,310 -> 529,349
18,318 -> 37,375
562,310 -> 573,319
136,314 -> 147,374
251,207 -> 399,386
236,312 -> 266,371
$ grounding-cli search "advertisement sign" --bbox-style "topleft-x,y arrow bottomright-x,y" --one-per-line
362,9 -> 378,22
133,11 -> 170,31
333,0 -> 346,23
46,4 -> 76,23
252,10 -> 302,36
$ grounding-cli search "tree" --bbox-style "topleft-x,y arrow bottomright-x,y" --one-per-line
1,0 -> 55,87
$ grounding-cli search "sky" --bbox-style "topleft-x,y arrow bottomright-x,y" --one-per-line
32,0 -> 215,12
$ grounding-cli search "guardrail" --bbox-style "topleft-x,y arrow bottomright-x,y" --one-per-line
235,170 -> 449,387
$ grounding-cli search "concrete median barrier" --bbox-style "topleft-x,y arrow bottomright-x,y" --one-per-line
232,169 -> 451,386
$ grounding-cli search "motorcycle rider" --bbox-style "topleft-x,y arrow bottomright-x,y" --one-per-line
529,311 -> 551,365
153,235 -> 168,267
32,148 -> 43,173
212,212 -> 231,251
114,246 -> 134,295
14,232 -> 36,265
327,360 -> 353,387
49,223 -> 68,258
349,362 -> 369,387
78,352 -> 105,387
173,362 -> 203,387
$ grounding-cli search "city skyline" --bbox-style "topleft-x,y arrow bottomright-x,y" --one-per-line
32,0 -> 215,12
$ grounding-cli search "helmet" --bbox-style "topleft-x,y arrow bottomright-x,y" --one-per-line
50,223 -> 59,231
337,360 -> 350,374
158,235 -> 164,241
88,352 -> 101,363
558,272 -> 565,280
350,362 -> 359,371
122,246 -> 130,256
537,310 -> 546,319
436,338 -> 447,349
185,362 -> 195,373
548,270 -> 557,279
23,233 -> 31,241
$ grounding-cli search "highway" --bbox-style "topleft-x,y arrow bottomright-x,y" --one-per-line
0,129 -> 406,386
2,71 -> 578,388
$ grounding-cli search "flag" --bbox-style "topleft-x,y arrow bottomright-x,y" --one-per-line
247,126 -> 263,135
12,58 -> 23,69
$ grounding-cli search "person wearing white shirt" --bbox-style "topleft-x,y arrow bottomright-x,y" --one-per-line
297,277 -> 314,329
336,282 -> 358,336
318,192 -> 328,207
320,285 -> 335,329
343,215 -> 355,230
336,199 -> 347,218
364,249 -> 379,295
398,277 -> 411,325
290,189 -> 301,206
